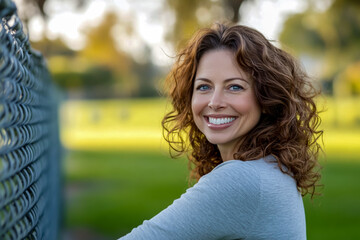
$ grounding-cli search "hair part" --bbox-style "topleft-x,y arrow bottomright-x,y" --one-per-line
162,23 -> 323,198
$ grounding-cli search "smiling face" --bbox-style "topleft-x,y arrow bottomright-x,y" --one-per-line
191,49 -> 261,160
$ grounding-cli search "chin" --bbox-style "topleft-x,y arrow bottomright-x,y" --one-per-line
205,137 -> 229,145
204,134 -> 241,147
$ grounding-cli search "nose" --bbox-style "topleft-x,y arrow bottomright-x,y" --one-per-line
208,89 -> 225,110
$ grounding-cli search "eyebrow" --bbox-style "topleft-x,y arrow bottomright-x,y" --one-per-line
194,77 -> 249,84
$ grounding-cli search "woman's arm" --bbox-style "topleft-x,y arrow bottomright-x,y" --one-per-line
118,161 -> 261,240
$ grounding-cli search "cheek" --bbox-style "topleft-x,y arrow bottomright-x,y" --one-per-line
233,99 -> 252,112
191,97 -> 196,115
248,101 -> 262,122
191,94 -> 205,115
191,95 -> 207,128
233,96 -> 261,118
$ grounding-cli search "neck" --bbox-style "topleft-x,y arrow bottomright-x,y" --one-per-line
218,140 -> 242,161
219,150 -> 234,161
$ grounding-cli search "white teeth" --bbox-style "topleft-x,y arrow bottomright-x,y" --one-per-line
208,117 -> 235,125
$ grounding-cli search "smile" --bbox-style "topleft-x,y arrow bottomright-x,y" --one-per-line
208,117 -> 236,125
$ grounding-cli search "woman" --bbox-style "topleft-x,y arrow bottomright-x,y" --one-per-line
119,23 -> 322,240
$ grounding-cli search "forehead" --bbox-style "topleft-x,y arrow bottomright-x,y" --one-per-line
196,49 -> 248,80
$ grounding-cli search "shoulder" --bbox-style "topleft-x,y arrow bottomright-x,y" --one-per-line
199,156 -> 298,203
208,156 -> 297,184
205,158 -> 305,239
200,157 -> 271,187
197,158 -> 268,205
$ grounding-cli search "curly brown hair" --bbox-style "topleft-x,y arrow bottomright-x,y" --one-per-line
162,23 -> 323,198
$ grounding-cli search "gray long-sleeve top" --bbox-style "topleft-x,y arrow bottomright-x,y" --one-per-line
119,157 -> 306,240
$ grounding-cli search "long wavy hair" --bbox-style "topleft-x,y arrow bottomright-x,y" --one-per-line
162,23 -> 323,197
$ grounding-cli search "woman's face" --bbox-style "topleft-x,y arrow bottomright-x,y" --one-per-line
191,49 -> 261,152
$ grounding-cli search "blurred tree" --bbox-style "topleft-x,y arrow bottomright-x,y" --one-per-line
31,37 -> 76,58
334,61 -> 360,96
52,65 -> 116,98
80,12 -> 131,72
164,0 -> 250,49
25,0 -> 47,18
78,11 -> 138,97
223,0 -> 247,23
79,11 -> 162,98
15,0 -> 261,98
15,0 -> 85,21
280,0 -> 360,95
14,0 -> 86,38
14,0 -> 162,98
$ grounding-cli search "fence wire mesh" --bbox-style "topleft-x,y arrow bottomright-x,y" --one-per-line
0,0 -> 61,239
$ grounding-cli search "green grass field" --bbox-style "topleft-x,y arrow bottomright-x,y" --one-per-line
63,150 -> 189,239
304,157 -> 360,239
63,151 -> 360,239
60,97 -> 360,239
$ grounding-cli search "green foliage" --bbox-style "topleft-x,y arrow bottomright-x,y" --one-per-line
31,37 -> 76,58
40,11 -> 162,98
280,12 -> 326,54
280,0 -> 360,96
24,0 -> 254,98
80,12 -> 131,72
164,0 -> 248,49
164,0 -> 210,47
334,61 -> 360,96
52,66 -> 114,89
280,0 -> 360,57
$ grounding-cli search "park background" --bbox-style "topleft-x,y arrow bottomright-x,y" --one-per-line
13,0 -> 360,239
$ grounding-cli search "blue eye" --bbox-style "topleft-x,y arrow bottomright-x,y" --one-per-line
196,85 -> 210,91
229,85 -> 243,91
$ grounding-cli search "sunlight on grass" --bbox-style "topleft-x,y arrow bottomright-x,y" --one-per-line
60,97 -> 360,158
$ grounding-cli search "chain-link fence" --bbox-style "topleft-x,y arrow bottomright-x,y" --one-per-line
0,0 -> 62,239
